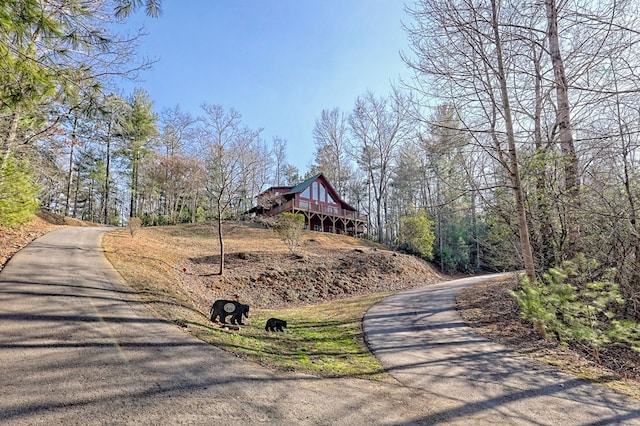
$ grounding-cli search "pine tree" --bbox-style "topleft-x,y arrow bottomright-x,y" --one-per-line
0,155 -> 39,226
511,255 -> 640,363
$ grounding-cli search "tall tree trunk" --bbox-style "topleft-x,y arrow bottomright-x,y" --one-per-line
0,113 -> 18,209
491,0 -> 536,283
376,197 -> 383,244
88,179 -> 94,222
103,119 -> 112,224
1,111 -> 20,173
191,191 -> 198,223
65,117 -> 78,217
612,63 -> 640,299
436,173 -> 444,271
130,153 -> 139,218
471,190 -> 480,271
367,178 -> 373,239
532,39 -> 556,270
129,164 -> 135,218
217,200 -> 225,275
73,166 -> 81,218
545,0 -> 582,257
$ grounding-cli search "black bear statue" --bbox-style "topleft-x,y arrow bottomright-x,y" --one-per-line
265,317 -> 287,332
210,299 -> 250,325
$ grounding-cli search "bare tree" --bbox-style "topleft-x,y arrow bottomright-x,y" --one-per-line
544,0 -> 582,256
271,137 -> 288,186
348,89 -> 414,244
312,108 -> 352,198
404,0 -> 542,281
156,105 -> 197,221
199,103 -> 263,275
159,106 -> 197,156
143,152 -> 202,224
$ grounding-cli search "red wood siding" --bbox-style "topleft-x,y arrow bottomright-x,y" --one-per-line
264,197 -> 364,221
252,173 -> 366,235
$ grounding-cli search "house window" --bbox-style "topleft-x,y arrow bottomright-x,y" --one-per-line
314,224 -> 322,231
312,182 -> 319,201
301,187 -> 310,199
327,192 -> 337,205
299,200 -> 309,209
319,184 -> 326,203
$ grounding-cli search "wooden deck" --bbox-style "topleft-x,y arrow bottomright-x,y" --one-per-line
264,199 -> 367,223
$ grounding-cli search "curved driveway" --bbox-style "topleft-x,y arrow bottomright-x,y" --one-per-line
363,273 -> 640,424
0,227 -> 639,425
0,227 -> 438,425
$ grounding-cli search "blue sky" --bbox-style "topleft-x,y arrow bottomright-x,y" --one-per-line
117,1 -> 413,172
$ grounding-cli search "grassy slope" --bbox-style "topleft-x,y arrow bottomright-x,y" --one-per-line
102,221 -> 442,378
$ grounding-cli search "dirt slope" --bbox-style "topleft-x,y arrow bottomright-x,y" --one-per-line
102,222 -> 443,317
0,211 -> 96,271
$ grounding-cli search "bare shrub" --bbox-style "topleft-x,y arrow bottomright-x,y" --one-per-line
128,217 -> 141,237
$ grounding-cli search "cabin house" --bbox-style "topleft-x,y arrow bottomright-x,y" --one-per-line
251,173 -> 367,236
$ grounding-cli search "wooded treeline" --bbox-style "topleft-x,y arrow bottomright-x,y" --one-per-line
3,1 -> 640,322
397,0 -> 640,326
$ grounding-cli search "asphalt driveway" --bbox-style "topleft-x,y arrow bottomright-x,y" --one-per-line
363,274 -> 640,424
1,227 -> 639,425
0,227 -> 439,425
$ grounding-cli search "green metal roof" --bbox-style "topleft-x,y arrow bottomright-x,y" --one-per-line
285,173 -> 323,195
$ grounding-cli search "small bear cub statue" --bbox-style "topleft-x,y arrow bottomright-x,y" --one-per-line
265,317 -> 287,332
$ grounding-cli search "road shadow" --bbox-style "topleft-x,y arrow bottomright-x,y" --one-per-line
363,276 -> 640,424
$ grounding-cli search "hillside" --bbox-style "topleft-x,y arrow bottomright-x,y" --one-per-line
0,211 -> 95,272
101,222 -> 443,319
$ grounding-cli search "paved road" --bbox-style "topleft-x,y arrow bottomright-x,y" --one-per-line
363,274 -> 640,425
1,227 -> 639,425
0,227 -> 440,425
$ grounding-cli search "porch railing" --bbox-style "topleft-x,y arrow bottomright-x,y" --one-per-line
267,199 -> 366,222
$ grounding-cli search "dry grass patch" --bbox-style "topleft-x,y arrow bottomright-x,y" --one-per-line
102,221 -> 442,380
184,293 -> 393,380
103,228 -> 206,322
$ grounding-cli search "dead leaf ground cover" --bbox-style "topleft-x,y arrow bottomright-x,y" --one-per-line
457,276 -> 640,400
